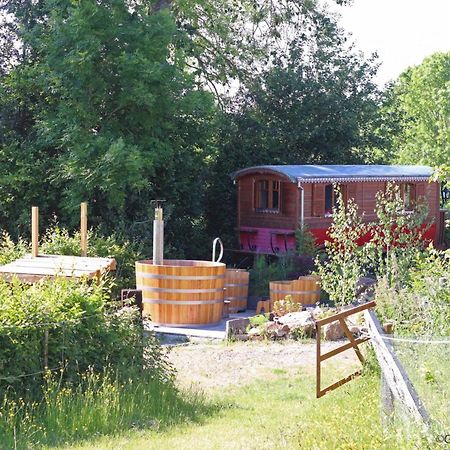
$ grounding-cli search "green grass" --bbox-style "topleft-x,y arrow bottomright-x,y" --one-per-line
57,368 -> 430,450
1,355 -> 439,449
0,370 -> 219,450
393,340 -> 450,431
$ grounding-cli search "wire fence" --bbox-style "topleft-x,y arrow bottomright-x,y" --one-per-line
388,335 -> 450,432
0,312 -> 109,382
0,313 -> 102,331
365,310 -> 449,436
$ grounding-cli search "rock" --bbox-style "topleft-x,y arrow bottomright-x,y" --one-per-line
226,317 -> 250,339
356,277 -> 376,300
349,325 -> 362,337
247,327 -> 261,338
323,321 -> 344,340
278,311 -> 315,338
233,334 -> 249,341
262,322 -> 289,339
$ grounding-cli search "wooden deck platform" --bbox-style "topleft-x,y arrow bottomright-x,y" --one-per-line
0,254 -> 116,282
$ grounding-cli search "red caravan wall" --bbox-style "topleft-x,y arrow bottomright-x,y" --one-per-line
309,223 -> 437,247
237,172 -> 441,253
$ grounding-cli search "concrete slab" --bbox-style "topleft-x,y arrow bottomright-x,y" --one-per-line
145,311 -> 255,340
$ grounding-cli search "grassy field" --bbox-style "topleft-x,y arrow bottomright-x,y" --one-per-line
393,340 -> 450,431
1,341 -> 439,450
58,366 -> 426,450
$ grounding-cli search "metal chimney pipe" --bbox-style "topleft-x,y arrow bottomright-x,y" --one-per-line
152,200 -> 165,265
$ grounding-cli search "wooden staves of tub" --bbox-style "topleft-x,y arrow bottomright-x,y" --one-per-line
224,268 -> 249,313
135,259 -> 226,326
270,275 -> 321,306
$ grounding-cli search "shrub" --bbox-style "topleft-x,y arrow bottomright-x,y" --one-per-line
248,314 -> 270,328
295,226 -> 317,256
0,278 -> 168,397
375,247 -> 450,336
272,296 -> 302,317
315,189 -> 367,306
364,183 -> 429,289
249,255 -> 294,297
0,231 -> 29,265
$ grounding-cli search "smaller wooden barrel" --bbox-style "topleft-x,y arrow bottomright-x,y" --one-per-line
224,269 -> 249,313
135,260 -> 225,326
270,276 -> 321,306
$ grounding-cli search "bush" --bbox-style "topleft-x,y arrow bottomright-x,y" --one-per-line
364,183 -> 429,288
315,190 -> 367,306
0,278 -> 168,397
249,255 -> 294,297
295,226 -> 317,256
375,247 -> 450,336
272,296 -> 302,317
0,232 -> 29,265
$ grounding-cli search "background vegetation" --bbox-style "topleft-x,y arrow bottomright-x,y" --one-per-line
1,0 -> 448,256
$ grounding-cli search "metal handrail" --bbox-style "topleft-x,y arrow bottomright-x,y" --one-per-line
212,237 -> 224,263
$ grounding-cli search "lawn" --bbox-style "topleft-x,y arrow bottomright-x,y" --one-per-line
53,342 -> 428,450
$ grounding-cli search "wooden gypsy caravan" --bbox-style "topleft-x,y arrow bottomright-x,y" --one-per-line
231,165 -> 445,253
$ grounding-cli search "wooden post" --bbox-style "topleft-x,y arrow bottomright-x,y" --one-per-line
153,206 -> 164,265
381,372 -> 395,429
43,329 -> 49,370
365,309 -> 430,427
316,319 -> 321,399
32,206 -> 39,257
80,202 -> 88,257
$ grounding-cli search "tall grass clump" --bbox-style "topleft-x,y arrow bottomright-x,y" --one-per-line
0,367 -> 215,449
0,272 -> 214,448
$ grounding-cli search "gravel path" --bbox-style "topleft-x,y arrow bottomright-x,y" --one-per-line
167,340 -> 360,393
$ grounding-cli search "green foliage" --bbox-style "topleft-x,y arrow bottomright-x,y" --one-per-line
0,366 -> 214,448
249,255 -> 293,298
0,0 -> 216,260
40,225 -> 144,292
317,184 -> 433,305
295,226 -> 317,256
169,0 -> 353,96
380,52 -> 450,166
248,314 -> 269,328
315,189 -> 367,305
364,183 -> 429,288
0,231 -> 29,265
0,277 -> 161,396
375,247 -> 450,336
272,296 -> 302,317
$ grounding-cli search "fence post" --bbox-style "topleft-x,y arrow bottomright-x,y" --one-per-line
43,329 -> 49,370
380,372 -> 394,429
80,202 -> 88,257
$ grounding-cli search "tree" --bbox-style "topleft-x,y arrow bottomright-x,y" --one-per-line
316,189 -> 367,306
205,12 -> 380,242
381,51 -> 450,166
0,0 -> 216,259
154,0 -> 353,97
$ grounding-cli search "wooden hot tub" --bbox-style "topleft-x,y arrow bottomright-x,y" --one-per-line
270,276 -> 321,306
135,259 -> 226,326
